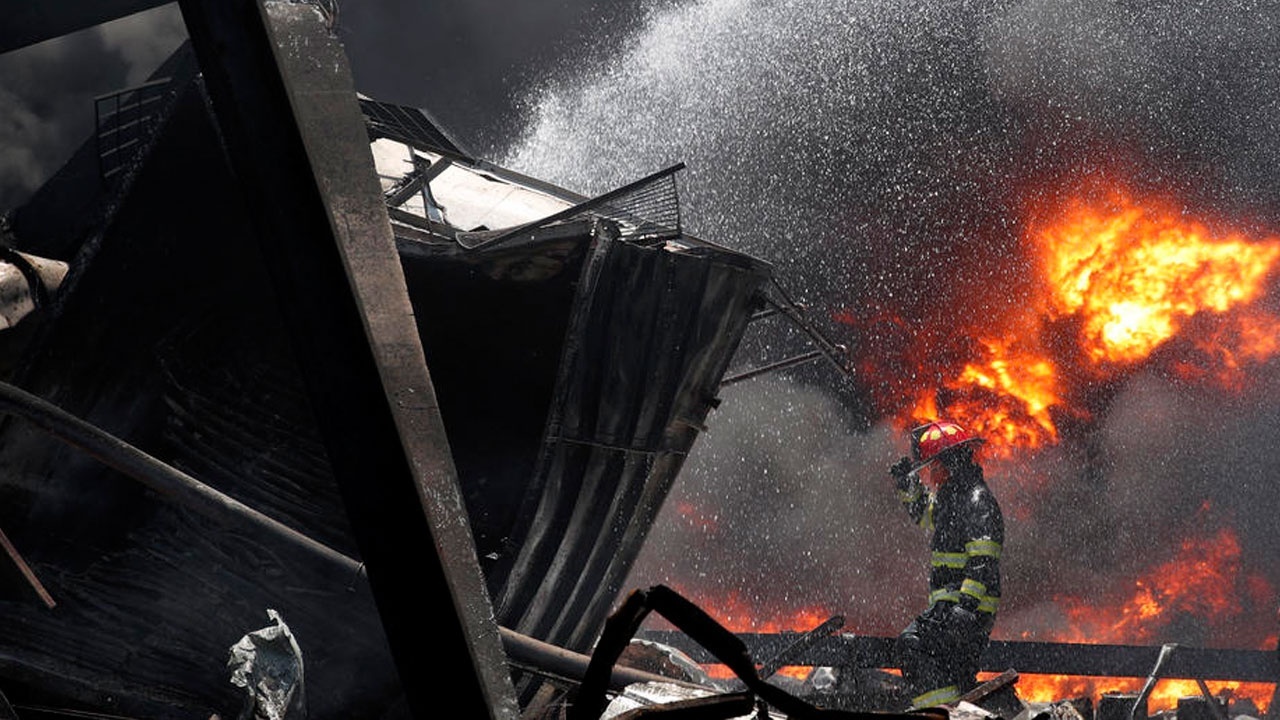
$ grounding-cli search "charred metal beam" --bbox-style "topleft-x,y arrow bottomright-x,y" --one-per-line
959,669 -> 1019,705
720,350 -> 825,388
0,525 -> 53,610
758,616 -> 844,680
174,2 -> 517,719
1194,679 -> 1230,720
984,640 -> 1280,683
758,280 -> 855,379
384,156 -> 452,207
638,632 -> 1280,683
0,379 -> 360,577
1131,644 -> 1177,720
388,206 -> 456,239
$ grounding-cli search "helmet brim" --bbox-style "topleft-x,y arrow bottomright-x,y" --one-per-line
911,436 -> 985,473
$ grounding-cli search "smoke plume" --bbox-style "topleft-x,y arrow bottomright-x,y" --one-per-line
499,0 -> 1280,646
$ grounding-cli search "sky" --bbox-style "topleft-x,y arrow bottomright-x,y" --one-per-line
6,0 -> 1280,662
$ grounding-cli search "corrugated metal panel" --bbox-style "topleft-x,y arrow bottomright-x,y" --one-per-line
491,225 -> 771,657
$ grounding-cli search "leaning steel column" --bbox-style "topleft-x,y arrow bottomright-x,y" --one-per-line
175,2 -> 518,718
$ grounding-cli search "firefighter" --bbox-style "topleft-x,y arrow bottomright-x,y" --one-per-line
888,419 -> 1004,710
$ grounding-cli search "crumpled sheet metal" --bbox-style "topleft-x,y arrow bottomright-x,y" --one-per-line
228,609 -> 306,720
602,681 -> 770,720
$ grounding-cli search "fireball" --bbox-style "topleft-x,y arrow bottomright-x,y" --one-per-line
905,183 -> 1280,463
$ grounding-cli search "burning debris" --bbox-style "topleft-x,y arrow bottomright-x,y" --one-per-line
7,2 -> 1280,720
623,173 -> 1280,716
543,583 -> 1276,720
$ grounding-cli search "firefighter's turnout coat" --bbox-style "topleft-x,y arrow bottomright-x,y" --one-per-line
896,462 -> 1004,708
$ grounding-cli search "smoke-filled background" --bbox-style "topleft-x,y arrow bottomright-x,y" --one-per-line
491,0 -> 1280,655
5,0 -> 1280,669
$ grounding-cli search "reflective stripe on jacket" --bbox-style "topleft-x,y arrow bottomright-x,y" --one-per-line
899,463 -> 1003,615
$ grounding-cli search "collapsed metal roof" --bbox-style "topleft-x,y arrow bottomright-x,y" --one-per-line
0,2 -> 795,718
10,4 -> 1271,720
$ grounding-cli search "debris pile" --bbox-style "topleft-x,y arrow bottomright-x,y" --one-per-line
552,585 -> 1280,720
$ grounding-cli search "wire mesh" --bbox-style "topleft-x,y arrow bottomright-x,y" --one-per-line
477,163 -> 685,249
571,168 -> 683,243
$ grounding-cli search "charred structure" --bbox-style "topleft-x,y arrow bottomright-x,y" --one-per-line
0,2 -> 796,718
3,2 -> 1280,720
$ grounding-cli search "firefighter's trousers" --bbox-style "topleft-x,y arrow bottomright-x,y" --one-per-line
897,605 -> 994,708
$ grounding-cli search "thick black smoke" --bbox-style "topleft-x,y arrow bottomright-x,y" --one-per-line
498,0 -> 1280,644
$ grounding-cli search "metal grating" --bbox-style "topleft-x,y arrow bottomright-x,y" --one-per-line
94,78 -> 172,182
358,97 -> 470,159
569,166 -> 682,243
471,163 -> 686,249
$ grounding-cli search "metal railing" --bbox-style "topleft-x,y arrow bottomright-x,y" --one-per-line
94,77 -> 171,183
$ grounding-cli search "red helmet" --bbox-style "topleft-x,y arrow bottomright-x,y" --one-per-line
910,420 -> 983,469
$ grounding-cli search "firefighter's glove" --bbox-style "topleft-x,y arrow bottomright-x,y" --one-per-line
890,457 -> 915,491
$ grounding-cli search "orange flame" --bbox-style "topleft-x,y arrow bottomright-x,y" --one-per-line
1014,527 -> 1277,711
1172,310 -> 1280,392
658,586 -> 834,681
1040,191 -> 1280,367
661,548 -> 1277,709
1009,675 -> 1274,715
679,179 -> 1280,709
902,182 -> 1280,460
1053,528 -> 1251,644
910,332 -> 1062,461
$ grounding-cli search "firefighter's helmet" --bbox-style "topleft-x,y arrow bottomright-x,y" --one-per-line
910,420 -> 983,469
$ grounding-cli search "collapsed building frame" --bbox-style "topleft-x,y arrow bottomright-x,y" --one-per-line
0,2 -> 1278,720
